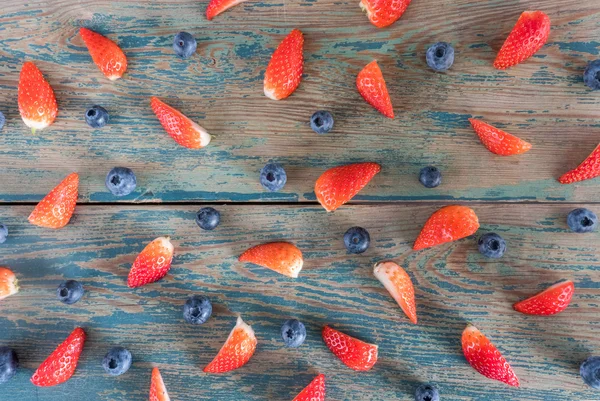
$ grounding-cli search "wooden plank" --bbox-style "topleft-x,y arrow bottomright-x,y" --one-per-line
1,0 -> 600,203
0,203 -> 598,400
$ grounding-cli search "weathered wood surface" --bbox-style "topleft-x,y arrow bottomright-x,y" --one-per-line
0,204 -> 598,400
1,0 -> 600,202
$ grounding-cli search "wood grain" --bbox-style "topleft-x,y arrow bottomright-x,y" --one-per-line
1,0 -> 600,202
0,204 -> 599,400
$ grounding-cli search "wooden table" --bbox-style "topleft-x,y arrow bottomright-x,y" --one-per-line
1,0 -> 600,400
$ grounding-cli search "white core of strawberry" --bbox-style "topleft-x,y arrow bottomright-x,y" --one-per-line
288,258 -> 303,279
359,0 -> 373,18
373,262 -> 401,305
233,316 -> 255,339
190,120 -> 212,147
22,117 -> 50,130
263,86 -> 279,101
155,236 -> 175,253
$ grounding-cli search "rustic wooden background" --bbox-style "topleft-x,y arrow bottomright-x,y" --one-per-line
1,0 -> 600,400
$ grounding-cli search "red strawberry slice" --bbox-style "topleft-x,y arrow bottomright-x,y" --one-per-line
558,143 -> 600,184
413,205 -> 479,251
469,118 -> 532,156
494,11 -> 550,70
359,0 -> 412,28
264,29 -> 304,100
356,60 -> 394,118
31,327 -> 86,387
513,280 -> 574,315
28,173 -> 79,229
18,61 -> 58,132
292,374 -> 325,401
322,325 -> 378,371
80,28 -> 127,81
461,324 -> 519,387
0,267 -> 19,301
373,261 -> 417,324
150,97 -> 212,149
206,0 -> 248,20
239,242 -> 303,278
315,162 -> 381,212
149,367 -> 171,401
204,316 -> 257,373
127,236 -> 174,288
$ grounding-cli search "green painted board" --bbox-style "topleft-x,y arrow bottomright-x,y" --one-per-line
0,204 -> 599,400
1,0 -> 600,203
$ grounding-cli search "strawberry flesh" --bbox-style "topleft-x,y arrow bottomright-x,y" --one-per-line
80,28 -> 127,80
513,280 -> 574,315
359,0 -> 412,28
558,143 -> 600,184
18,61 -> 58,131
469,118 -> 532,156
293,374 -> 325,401
413,205 -> 479,250
494,11 -> 550,70
150,97 -> 211,149
315,162 -> 381,212
31,327 -> 86,387
264,29 -> 304,100
150,367 -> 171,401
0,267 -> 19,301
373,261 -> 417,324
239,242 -> 303,278
206,0 -> 248,20
356,61 -> 394,118
127,236 -> 174,288
322,325 -> 378,371
204,316 -> 257,373
28,173 -> 79,229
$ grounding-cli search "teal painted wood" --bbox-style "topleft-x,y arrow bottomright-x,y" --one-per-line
0,204 -> 599,400
1,0 -> 600,203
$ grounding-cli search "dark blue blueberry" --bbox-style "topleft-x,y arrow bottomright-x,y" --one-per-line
0,223 -> 7,244
0,347 -> 18,384
173,32 -> 197,59
0,111 -> 5,131
85,105 -> 109,128
105,167 -> 137,197
584,60 -> 600,90
57,280 -> 84,305
183,295 -> 212,325
415,384 -> 440,401
310,111 -> 334,134
102,346 -> 132,376
426,42 -> 454,72
196,207 -> 220,230
344,226 -> 370,254
567,208 -> 598,233
260,162 -> 287,192
419,166 -> 442,188
581,356 -> 600,389
280,319 -> 306,348
478,233 -> 506,259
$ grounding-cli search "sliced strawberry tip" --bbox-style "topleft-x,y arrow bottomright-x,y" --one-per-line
149,367 -> 171,401
513,280 -> 574,315
263,29 -> 304,100
238,242 -> 304,278
31,327 -> 86,387
558,143 -> 600,184
206,0 -> 249,20
150,97 -> 211,149
373,261 -> 417,324
468,118 -> 532,156
292,374 -> 326,401
0,267 -> 19,301
322,325 -> 378,371
356,60 -> 394,118
203,316 -> 257,373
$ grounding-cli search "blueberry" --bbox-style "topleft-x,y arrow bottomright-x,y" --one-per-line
426,42 -> 454,72
584,60 -> 600,90
310,111 -> 334,134
196,207 -> 220,230
85,105 -> 109,128
419,166 -> 442,188
183,295 -> 212,325
344,226 -> 370,254
0,347 -> 18,384
0,223 -> 7,244
415,384 -> 440,401
478,233 -> 506,259
102,346 -> 132,376
0,111 -> 5,131
280,319 -> 306,348
567,208 -> 598,233
173,32 -> 197,59
260,162 -> 287,192
581,356 -> 600,389
105,167 -> 137,197
57,280 -> 84,304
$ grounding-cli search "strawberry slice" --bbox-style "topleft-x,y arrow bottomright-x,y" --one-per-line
315,162 -> 381,212
461,324 -> 519,387
494,11 -> 550,70
359,0 -> 412,28
0,267 -> 19,301
18,61 -> 58,133
150,97 -> 212,149
80,28 -> 127,81
28,173 -> 78,229
239,242 -> 303,278
322,325 -> 378,371
206,0 -> 248,20
149,367 -> 171,401
292,374 -> 325,401
127,236 -> 174,288
373,261 -> 417,324
469,118 -> 532,156
558,143 -> 600,184
204,316 -> 257,373
264,29 -> 304,100
31,327 -> 86,387
413,205 -> 479,251
513,280 -> 574,316
356,60 -> 394,118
